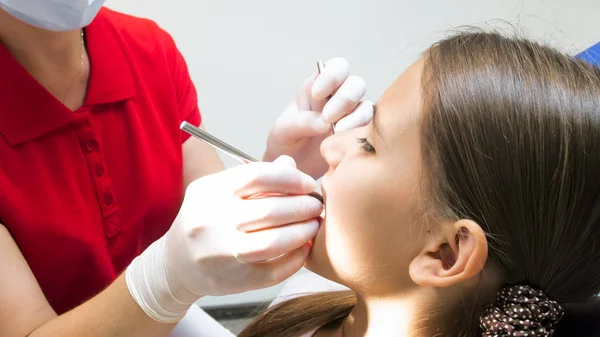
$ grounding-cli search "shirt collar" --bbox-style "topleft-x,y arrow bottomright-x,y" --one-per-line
0,8 -> 136,146
83,8 -> 136,105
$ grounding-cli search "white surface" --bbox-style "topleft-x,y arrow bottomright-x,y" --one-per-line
168,271 -> 344,337
169,304 -> 235,337
103,0 -> 600,307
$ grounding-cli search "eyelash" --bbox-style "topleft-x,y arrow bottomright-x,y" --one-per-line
357,137 -> 376,153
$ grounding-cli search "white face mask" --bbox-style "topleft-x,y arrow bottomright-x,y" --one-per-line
0,0 -> 106,31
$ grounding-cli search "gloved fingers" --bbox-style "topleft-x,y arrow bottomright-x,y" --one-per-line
235,219 -> 319,263
272,154 -> 297,168
311,57 -> 350,101
239,243 -> 312,289
274,109 -> 333,140
332,100 -> 375,132
321,75 -> 367,124
227,160 -> 316,197
237,195 -> 323,232
297,73 -> 320,112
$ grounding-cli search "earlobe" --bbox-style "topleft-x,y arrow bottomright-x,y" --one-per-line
409,219 -> 488,288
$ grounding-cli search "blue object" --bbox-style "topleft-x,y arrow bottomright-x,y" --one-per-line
576,42 -> 600,66
579,42 -> 600,300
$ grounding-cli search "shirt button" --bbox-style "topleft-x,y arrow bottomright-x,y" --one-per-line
95,164 -> 105,177
106,224 -> 121,238
86,140 -> 98,152
104,191 -> 114,205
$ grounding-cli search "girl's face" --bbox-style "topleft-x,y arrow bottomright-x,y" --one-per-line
306,60 -> 431,294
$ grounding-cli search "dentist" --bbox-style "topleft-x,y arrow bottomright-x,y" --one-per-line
0,1 -> 374,336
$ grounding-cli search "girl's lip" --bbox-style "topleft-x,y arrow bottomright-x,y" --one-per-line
320,179 -> 329,203
309,191 -> 324,203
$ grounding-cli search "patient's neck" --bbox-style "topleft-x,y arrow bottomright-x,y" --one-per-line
341,290 -> 430,337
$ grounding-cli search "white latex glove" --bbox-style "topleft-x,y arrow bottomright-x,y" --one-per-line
126,156 -> 323,323
263,57 -> 374,179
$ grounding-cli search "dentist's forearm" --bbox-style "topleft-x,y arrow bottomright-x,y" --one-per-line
29,274 -> 176,337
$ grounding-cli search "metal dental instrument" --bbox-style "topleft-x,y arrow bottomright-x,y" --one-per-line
181,121 -> 258,163
317,60 -> 336,134
180,121 -> 324,203
316,60 -> 326,76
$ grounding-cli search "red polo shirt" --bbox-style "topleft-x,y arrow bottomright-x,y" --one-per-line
0,8 -> 201,314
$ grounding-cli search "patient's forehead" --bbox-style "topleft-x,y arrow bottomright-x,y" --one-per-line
375,60 -> 425,139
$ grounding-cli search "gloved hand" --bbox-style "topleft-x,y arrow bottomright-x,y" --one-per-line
263,57 -> 374,179
126,156 -> 323,323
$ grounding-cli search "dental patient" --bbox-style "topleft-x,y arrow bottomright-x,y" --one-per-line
239,30 -> 600,337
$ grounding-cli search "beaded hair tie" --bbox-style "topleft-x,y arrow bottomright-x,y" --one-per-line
480,285 -> 564,337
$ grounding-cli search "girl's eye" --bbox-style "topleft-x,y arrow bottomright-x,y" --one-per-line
356,137 -> 376,153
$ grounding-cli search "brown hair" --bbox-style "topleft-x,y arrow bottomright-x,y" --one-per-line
239,30 -> 600,337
